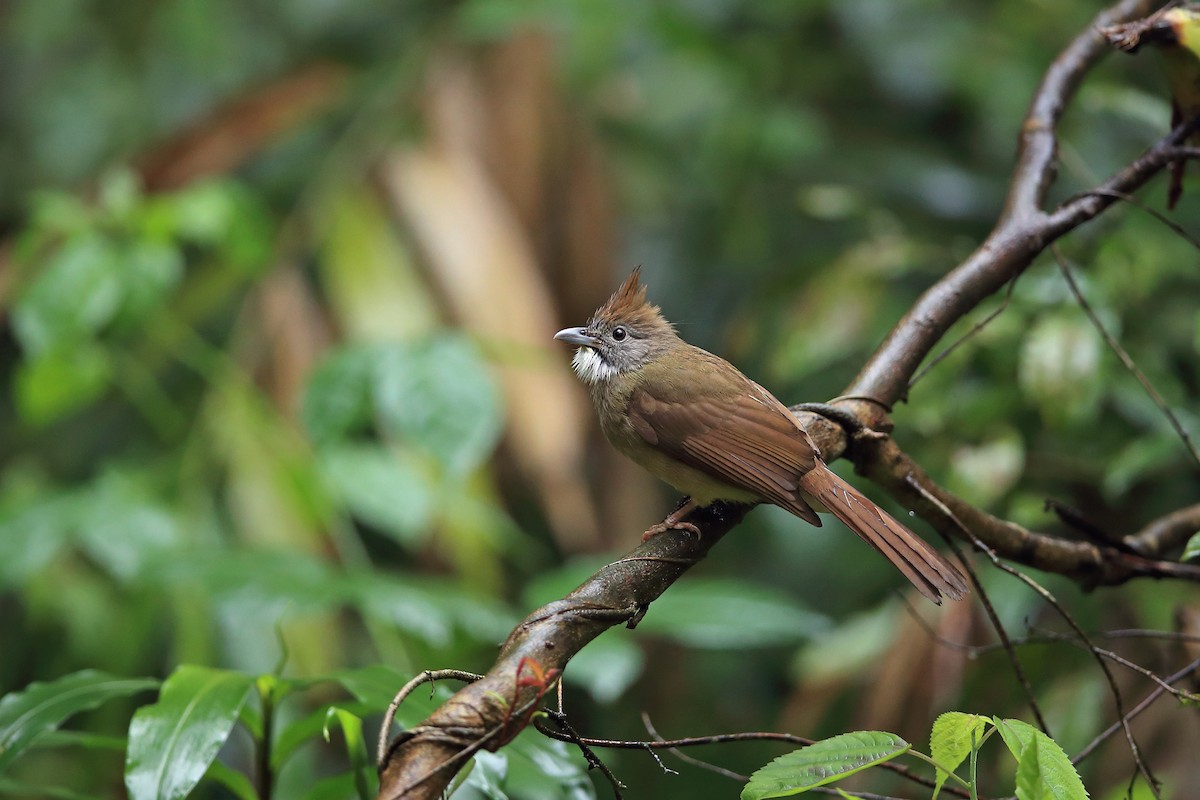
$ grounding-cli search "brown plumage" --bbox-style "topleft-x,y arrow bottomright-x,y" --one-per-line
556,270 -> 968,604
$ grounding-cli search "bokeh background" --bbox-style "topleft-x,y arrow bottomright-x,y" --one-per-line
2,0 -> 1199,797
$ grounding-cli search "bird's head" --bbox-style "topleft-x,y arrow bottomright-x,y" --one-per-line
554,268 -> 677,385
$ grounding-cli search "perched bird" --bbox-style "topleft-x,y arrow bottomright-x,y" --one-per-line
555,270 -> 968,605
1103,3 -> 1200,208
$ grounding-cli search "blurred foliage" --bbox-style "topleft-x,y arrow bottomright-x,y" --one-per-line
1,0 -> 1199,797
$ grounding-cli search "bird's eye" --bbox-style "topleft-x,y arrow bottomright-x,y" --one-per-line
612,327 -> 627,341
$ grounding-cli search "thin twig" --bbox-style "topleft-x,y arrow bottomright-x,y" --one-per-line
907,277 -> 1019,392
1052,245 -> 1200,470
376,670 -> 483,765
642,712 -> 737,780
1073,656 -> 1200,765
906,474 -> 1052,735
542,710 -> 627,798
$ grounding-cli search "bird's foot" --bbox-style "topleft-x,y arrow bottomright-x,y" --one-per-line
641,519 -> 702,542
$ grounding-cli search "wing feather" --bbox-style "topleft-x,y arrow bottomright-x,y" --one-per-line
627,360 -> 821,524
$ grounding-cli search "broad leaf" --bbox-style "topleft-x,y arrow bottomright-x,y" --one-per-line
373,336 -> 503,475
930,712 -> 991,798
995,719 -> 1088,800
742,731 -> 910,799
301,345 -> 376,447
317,443 -> 433,545
125,665 -> 255,800
0,670 -> 157,774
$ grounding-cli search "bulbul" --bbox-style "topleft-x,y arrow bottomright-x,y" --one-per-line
555,270 -> 968,605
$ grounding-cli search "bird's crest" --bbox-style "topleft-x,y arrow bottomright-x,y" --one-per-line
591,268 -> 674,334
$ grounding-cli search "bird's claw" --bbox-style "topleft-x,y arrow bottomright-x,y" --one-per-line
641,519 -> 703,542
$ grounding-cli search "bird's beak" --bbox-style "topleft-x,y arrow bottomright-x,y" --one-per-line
554,327 -> 601,348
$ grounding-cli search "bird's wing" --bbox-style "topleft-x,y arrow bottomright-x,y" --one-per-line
627,364 -> 822,524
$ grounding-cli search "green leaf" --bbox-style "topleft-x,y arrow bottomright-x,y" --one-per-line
742,731 -> 911,799
373,336 -> 503,475
12,234 -> 123,355
1182,531 -> 1200,562
301,345 -> 376,447
460,750 -> 508,799
995,719 -> 1089,800
111,239 -> 184,326
301,773 -> 367,800
14,344 -> 113,426
502,729 -> 595,800
0,669 -> 157,775
204,759 -> 258,800
930,712 -> 991,798
636,578 -> 829,648
322,707 -> 374,800
317,443 -> 433,546
124,665 -> 255,800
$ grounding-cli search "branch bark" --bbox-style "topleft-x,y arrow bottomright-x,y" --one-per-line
376,1 -> 1195,795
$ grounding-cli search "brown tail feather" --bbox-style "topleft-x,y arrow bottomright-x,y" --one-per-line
798,464 -> 969,605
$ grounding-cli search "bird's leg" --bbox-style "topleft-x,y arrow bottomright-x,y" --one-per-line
642,497 -> 702,541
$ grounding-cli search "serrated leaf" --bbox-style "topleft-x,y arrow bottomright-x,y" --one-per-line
635,578 -> 829,648
930,712 -> 991,798
0,670 -> 157,775
1014,726 -> 1089,800
742,731 -> 911,799
124,665 -> 255,800
1182,531 -> 1200,562
994,718 -> 1088,800
373,336 -> 502,475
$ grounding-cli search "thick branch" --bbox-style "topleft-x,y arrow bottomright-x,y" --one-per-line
376,502 -> 752,799
847,0 -> 1160,405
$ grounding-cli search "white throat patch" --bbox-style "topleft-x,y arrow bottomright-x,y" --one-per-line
571,347 -> 617,385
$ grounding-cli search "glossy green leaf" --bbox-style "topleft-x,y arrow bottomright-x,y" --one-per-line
0,669 -> 157,774
204,759 -> 258,800
124,665 -> 255,800
742,731 -> 911,798
930,712 -> 991,798
322,707 -> 374,800
995,718 -> 1088,800
460,750 -> 509,799
373,336 -> 503,475
502,729 -> 595,800
636,578 -> 829,648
